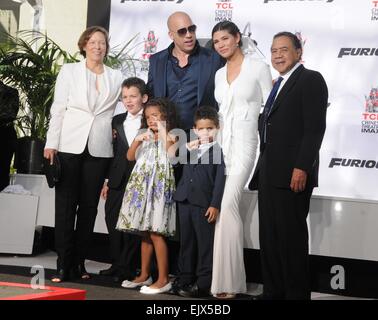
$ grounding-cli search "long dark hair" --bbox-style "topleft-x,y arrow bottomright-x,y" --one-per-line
211,20 -> 243,48
140,97 -> 178,132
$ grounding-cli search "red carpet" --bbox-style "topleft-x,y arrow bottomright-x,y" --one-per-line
0,281 -> 85,300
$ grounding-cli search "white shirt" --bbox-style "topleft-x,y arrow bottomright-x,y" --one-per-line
276,62 -> 302,95
198,141 -> 216,159
87,69 -> 107,111
187,141 -> 216,159
123,109 -> 143,146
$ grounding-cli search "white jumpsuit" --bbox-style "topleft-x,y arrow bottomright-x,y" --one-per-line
211,55 -> 272,295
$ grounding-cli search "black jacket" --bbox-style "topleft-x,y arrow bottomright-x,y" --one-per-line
249,65 -> 328,189
107,112 -> 136,189
147,44 -> 224,129
174,142 -> 226,209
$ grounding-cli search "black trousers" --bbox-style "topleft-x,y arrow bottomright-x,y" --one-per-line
258,153 -> 313,300
54,148 -> 109,271
177,202 -> 215,290
105,183 -> 140,278
0,126 -> 17,191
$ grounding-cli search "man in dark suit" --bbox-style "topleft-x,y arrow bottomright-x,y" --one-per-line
173,106 -> 226,298
0,82 -> 19,191
147,11 -> 224,131
99,77 -> 148,283
249,32 -> 328,300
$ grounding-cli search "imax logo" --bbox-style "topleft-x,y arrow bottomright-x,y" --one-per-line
338,48 -> 378,58
264,0 -> 334,3
121,0 -> 184,3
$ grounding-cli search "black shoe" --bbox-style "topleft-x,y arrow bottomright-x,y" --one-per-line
99,266 -> 118,276
171,278 -> 184,294
72,263 -> 91,280
51,269 -> 69,283
177,283 -> 211,298
112,272 -> 128,283
250,293 -> 283,300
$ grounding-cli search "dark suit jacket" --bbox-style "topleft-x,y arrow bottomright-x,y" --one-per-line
249,65 -> 328,190
0,82 -> 19,126
107,112 -> 136,189
147,44 -> 224,128
174,143 -> 226,210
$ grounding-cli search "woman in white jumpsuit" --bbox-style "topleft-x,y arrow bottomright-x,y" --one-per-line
211,21 -> 272,298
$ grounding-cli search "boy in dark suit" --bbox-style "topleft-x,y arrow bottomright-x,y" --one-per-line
99,77 -> 148,283
173,106 -> 226,298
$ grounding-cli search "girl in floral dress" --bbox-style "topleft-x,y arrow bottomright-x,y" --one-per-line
116,98 -> 177,294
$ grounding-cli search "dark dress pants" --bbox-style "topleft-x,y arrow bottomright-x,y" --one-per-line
177,202 -> 215,290
258,151 -> 313,300
0,126 -> 17,191
105,183 -> 140,278
55,148 -> 109,271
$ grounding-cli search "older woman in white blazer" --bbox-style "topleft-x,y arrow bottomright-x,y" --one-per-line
44,26 -> 123,283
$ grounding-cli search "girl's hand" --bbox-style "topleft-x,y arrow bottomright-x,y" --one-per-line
135,130 -> 152,142
157,121 -> 168,140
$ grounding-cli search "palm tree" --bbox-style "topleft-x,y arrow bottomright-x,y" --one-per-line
0,30 -> 78,140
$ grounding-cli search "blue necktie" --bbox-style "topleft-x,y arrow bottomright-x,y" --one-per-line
263,76 -> 283,143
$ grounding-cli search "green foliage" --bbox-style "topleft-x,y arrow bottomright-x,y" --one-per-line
105,33 -> 141,77
0,30 -> 78,140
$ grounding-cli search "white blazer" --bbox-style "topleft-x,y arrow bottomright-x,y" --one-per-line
45,60 -> 123,157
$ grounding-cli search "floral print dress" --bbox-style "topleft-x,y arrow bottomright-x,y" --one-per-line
116,139 -> 176,237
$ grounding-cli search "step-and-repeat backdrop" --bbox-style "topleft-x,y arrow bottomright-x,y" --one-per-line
109,0 -> 378,202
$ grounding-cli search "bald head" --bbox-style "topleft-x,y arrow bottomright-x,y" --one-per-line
167,11 -> 193,31
167,11 -> 196,54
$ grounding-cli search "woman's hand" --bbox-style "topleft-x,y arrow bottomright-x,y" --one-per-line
100,181 -> 109,200
43,148 -> 57,165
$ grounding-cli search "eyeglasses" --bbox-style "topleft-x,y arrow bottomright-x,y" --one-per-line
175,24 -> 197,37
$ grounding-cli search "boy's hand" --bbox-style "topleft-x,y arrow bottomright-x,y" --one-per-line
187,139 -> 200,150
205,207 -> 219,223
199,136 -> 214,145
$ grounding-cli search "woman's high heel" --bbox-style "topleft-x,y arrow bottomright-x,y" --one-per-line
51,269 -> 69,283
